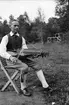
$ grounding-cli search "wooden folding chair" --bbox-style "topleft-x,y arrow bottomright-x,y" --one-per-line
0,57 -> 20,94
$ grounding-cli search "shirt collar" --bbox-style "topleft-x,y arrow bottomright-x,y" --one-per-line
10,31 -> 19,36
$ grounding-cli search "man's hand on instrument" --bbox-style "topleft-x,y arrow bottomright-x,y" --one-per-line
19,49 -> 23,54
9,56 -> 18,64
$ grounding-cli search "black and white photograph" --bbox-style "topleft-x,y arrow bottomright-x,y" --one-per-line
0,0 -> 69,105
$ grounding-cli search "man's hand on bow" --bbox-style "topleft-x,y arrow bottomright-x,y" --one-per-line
9,56 -> 18,64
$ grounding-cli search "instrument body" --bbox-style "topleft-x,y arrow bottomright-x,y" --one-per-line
8,49 -> 49,58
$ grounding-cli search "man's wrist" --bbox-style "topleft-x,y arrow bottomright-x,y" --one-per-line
9,56 -> 12,60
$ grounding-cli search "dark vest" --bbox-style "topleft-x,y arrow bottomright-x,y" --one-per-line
6,34 -> 22,51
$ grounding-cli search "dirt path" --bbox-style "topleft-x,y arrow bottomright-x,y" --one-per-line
0,88 -> 49,105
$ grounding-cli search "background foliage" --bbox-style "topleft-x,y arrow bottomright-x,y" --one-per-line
0,2 -> 69,43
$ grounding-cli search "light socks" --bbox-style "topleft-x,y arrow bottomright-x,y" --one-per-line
21,70 -> 49,90
21,83 -> 26,90
20,74 -> 27,90
36,70 -> 49,88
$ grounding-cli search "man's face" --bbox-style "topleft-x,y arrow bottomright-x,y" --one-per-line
10,21 -> 19,34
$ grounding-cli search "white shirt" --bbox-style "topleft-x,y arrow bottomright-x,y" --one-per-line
0,32 -> 28,59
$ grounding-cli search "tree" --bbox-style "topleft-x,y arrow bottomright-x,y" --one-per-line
17,13 -> 31,42
55,0 -> 69,32
47,17 -> 60,36
2,20 -> 10,36
9,14 -> 14,25
37,8 -> 45,22
23,12 -> 31,25
55,0 -> 68,17
33,8 -> 46,44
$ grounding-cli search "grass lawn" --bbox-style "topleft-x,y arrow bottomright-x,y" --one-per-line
0,42 -> 69,105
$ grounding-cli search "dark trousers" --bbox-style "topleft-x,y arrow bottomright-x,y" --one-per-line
19,56 -> 41,71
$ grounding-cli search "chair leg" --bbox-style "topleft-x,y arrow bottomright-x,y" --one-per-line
0,61 -> 19,94
1,70 -> 19,93
15,73 -> 20,80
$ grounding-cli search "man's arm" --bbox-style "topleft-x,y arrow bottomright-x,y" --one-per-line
0,35 -> 18,63
0,35 -> 11,59
17,37 -> 28,56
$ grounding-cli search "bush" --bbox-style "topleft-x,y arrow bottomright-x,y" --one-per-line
62,31 -> 69,43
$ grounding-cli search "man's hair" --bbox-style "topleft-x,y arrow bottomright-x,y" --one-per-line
11,19 -> 19,24
9,19 -> 19,27
12,19 -> 19,22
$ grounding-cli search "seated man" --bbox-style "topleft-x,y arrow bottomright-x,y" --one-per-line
0,19 -> 52,96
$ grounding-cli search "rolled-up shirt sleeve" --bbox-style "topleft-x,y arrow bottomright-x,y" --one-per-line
0,35 -> 11,59
22,37 -> 28,49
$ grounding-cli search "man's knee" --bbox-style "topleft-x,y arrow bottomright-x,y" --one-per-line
19,63 -> 28,74
23,64 -> 28,70
32,64 -> 41,72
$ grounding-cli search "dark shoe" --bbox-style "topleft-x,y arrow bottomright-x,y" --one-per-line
20,88 -> 32,96
43,87 -> 53,93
